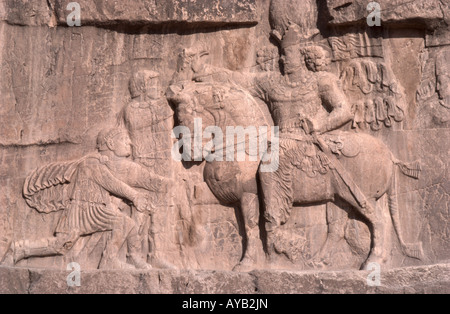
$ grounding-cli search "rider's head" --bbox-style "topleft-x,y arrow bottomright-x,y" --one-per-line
97,128 -> 132,158
129,70 -> 160,101
280,24 -> 305,74
302,45 -> 331,72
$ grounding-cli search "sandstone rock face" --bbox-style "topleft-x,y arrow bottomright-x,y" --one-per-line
0,0 -> 449,294
0,264 -> 449,294
1,0 -> 258,27
326,0 -> 449,28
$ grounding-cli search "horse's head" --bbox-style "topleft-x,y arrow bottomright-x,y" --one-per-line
167,48 -> 273,162
168,82 -> 229,160
169,81 -> 274,164
171,47 -> 210,83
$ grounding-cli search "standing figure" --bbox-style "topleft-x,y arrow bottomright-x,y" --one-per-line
122,70 -> 179,269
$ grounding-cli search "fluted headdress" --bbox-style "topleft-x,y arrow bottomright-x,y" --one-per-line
279,23 -> 320,50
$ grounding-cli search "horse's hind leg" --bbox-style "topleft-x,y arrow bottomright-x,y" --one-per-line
315,201 -> 349,266
334,184 -> 388,270
361,199 -> 390,269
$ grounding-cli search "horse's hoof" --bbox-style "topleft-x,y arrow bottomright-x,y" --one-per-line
151,258 -> 177,270
130,255 -> 153,270
360,257 -> 385,271
233,259 -> 255,273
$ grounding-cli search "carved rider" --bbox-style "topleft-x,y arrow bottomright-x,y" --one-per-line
7,128 -> 172,270
189,25 -> 352,138
188,27 -> 356,201
184,25 -> 369,256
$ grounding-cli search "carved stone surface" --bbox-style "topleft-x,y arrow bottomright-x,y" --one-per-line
0,263 -> 449,294
1,0 -> 258,27
0,0 -> 449,293
326,0 -> 449,28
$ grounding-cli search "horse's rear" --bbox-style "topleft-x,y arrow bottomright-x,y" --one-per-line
324,131 -> 395,201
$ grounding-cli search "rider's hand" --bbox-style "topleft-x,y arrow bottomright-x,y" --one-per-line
310,119 -> 321,134
133,194 -> 149,213
303,118 -> 321,135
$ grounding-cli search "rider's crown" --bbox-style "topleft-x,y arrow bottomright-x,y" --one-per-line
281,23 -> 320,50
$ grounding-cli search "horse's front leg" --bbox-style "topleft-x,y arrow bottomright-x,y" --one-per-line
233,192 -> 261,272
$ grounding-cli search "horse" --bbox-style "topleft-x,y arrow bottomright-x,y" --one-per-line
167,50 -> 423,271
168,77 -> 271,271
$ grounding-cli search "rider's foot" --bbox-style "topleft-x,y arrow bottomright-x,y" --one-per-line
233,257 -> 255,273
314,235 -> 347,268
360,253 -> 387,271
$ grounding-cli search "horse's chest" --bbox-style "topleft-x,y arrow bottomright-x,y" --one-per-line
204,161 -> 244,204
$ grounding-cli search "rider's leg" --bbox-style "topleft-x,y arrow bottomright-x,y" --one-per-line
260,175 -> 290,257
326,201 -> 348,242
259,150 -> 295,259
316,201 -> 349,265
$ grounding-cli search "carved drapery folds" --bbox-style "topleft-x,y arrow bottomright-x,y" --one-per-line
0,0 -> 448,273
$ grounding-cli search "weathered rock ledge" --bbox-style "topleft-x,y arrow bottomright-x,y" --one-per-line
0,0 -> 258,27
1,263 -> 449,294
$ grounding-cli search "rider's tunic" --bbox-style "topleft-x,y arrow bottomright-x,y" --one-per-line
252,71 -> 333,177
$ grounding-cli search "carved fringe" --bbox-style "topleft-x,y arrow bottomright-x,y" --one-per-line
388,188 -> 424,261
263,139 -> 331,227
403,243 -> 424,260
394,160 -> 422,180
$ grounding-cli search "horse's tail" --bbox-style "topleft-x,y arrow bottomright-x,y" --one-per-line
388,169 -> 424,260
392,158 -> 422,180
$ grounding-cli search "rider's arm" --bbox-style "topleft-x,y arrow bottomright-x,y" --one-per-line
90,161 -> 140,203
318,72 -> 353,133
127,163 -> 172,193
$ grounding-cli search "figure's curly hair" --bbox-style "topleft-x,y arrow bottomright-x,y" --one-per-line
96,128 -> 128,151
301,45 -> 329,68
